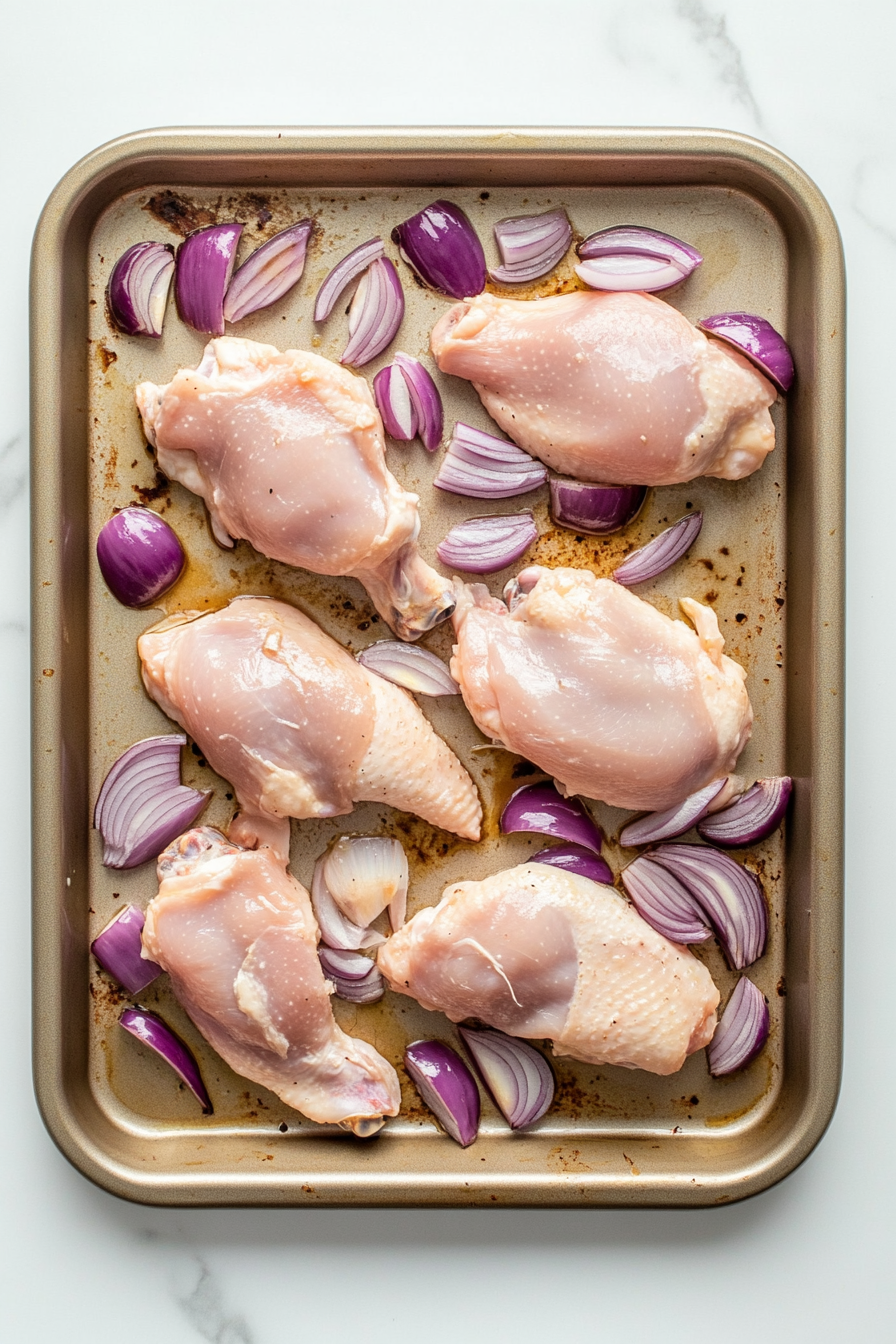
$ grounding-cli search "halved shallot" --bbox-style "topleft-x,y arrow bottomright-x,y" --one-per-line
96,507 -> 185,608
500,782 -> 602,853
697,777 -> 793,847
106,241 -> 175,338
490,209 -> 572,284
175,222 -> 243,335
549,479 -> 646,535
613,511 -> 703,586
707,976 -> 770,1076
222,220 -> 313,323
404,1040 -> 480,1147
437,512 -> 538,574
459,1027 -> 555,1129
356,641 -> 459,697
392,200 -> 487,299
91,905 -> 161,995
94,735 -> 210,870
119,1006 -> 212,1113
435,423 -> 547,499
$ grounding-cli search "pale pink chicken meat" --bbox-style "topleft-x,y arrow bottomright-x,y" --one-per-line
378,862 -> 719,1075
136,337 -> 453,640
450,565 -> 752,812
431,289 -> 776,485
143,827 -> 400,1131
138,595 -> 481,841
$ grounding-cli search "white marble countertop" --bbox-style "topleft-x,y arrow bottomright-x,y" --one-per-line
2,1 -> 893,1338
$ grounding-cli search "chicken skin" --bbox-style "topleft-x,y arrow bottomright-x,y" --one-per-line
431,289 -> 776,486
143,827 -> 400,1131
450,566 -> 751,812
378,862 -> 719,1075
139,595 -> 482,841
136,338 -> 454,640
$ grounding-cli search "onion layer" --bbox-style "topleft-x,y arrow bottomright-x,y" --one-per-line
311,853 -> 386,951
356,641 -> 459,697
550,479 -> 646,535
576,225 -> 702,292
313,237 -> 385,323
107,241 -> 175,338
341,257 -> 404,366
91,905 -> 161,994
404,1040 -> 480,1147
437,512 -> 537,573
613,511 -> 703,586
707,976 -> 770,1076
373,353 -> 443,450
490,209 -> 572,284
697,777 -> 793,847
223,220 -> 313,323
119,1006 -> 212,1113
650,843 -> 767,970
175,223 -> 243,335
96,507 -> 185,608
699,312 -> 794,393
619,779 -> 728,847
319,948 -> 385,1004
94,735 -> 210,870
621,854 -> 712,945
459,1027 -> 555,1128
322,836 -> 409,930
530,843 -> 614,885
435,423 -> 547,499
500,782 -> 602,853
392,200 -> 487,299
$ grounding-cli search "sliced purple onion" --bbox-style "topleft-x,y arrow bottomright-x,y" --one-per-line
313,237 -> 385,323
323,836 -> 408,931
500,782 -> 602,853
459,1027 -> 554,1129
393,353 -> 443,451
699,312 -> 794,393
374,353 -> 444,450
550,479 -> 646,535
621,854 -> 712,945
619,778 -> 728,847
373,362 -> 417,440
91,905 -> 161,994
697,777 -> 793,847
319,948 -> 385,1004
707,976 -> 770,1076
650,843 -> 767,970
94,735 -> 210,870
613,511 -> 703,586
434,423 -> 547,499
222,220 -> 313,324
311,853 -> 386,951
576,225 -> 702,292
436,512 -> 537,574
96,507 -> 185,608
356,640 -> 459,696
119,1006 -> 212,1113
530,843 -> 614,885
175,223 -> 243,335
341,256 -> 404,366
107,241 -> 175,338
490,209 -> 572,284
392,200 -> 487,299
404,1040 -> 480,1147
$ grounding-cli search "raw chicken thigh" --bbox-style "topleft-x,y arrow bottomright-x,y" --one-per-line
378,862 -> 719,1075
139,595 -> 482,841
143,827 -> 400,1131
136,338 -> 453,640
431,289 -> 776,486
450,565 -> 751,812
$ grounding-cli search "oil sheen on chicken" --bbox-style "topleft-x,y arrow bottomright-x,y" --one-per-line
138,595 -> 482,841
136,337 -> 454,640
142,827 -> 400,1131
450,565 -> 752,812
378,862 -> 719,1076
431,289 -> 776,485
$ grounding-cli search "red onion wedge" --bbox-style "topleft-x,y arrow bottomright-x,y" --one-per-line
341,257 -> 405,367
437,512 -> 537,574
550,479 -> 646,535
699,312 -> 794,393
531,843 -> 614,885
373,352 -> 444,450
621,854 -> 712,945
119,1006 -> 212,1113
311,851 -> 387,951
175,222 -> 243,335
501,782 -> 602,853
107,241 -> 175,338
319,948 -> 385,1005
435,423 -> 547,499
356,640 -> 459,697
490,209 -> 572,284
392,200 -> 487,299
459,1027 -> 555,1129
575,225 -> 702,292
96,507 -> 185,608
313,237 -> 385,323
650,843 -> 767,970
222,219 -> 313,324
323,836 -> 408,931
697,777 -> 793,848
91,905 -> 161,995
619,778 -> 728,848
707,976 -> 770,1076
94,735 -> 211,870
613,511 -> 703,586
374,362 -> 417,440
404,1040 -> 480,1147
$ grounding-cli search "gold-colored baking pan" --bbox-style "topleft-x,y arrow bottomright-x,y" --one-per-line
31,127 -> 845,1207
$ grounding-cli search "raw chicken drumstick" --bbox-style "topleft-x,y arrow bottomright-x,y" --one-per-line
450,565 -> 752,813
143,827 -> 401,1132
136,337 -> 454,640
431,289 -> 776,486
378,862 -> 720,1076
139,595 -> 482,842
